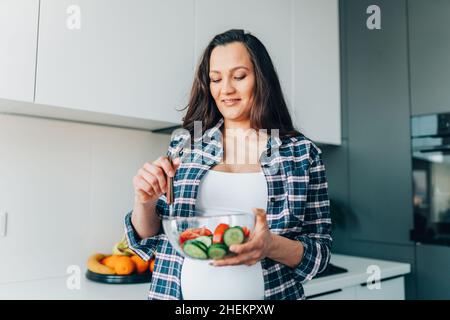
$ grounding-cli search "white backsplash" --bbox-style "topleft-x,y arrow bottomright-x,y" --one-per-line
0,113 -> 170,283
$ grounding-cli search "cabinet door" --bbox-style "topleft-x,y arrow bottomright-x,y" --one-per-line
293,0 -> 341,145
195,0 -> 293,122
0,0 -> 39,102
344,0 -> 413,244
409,0 -> 450,115
416,243 -> 450,299
306,286 -> 356,300
356,277 -> 405,299
35,0 -> 194,125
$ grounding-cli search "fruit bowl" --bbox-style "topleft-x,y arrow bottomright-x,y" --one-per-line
86,235 -> 156,284
162,210 -> 255,260
85,269 -> 152,284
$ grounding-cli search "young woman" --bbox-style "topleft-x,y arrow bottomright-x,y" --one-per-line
125,29 -> 332,300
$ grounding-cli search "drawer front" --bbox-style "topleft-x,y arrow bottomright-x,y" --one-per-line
307,286 -> 356,300
356,276 -> 405,300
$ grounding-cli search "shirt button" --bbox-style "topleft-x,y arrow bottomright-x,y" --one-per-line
270,197 -> 276,202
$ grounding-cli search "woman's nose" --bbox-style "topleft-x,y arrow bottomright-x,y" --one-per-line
221,77 -> 236,94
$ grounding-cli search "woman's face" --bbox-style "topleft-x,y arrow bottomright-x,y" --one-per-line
209,42 -> 256,124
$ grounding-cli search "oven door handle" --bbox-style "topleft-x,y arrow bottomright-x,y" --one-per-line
419,147 -> 450,153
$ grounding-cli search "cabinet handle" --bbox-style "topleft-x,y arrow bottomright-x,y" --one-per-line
360,275 -> 403,287
306,289 -> 343,299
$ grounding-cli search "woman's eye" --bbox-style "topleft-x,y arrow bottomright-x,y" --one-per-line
235,75 -> 246,80
210,79 -> 221,83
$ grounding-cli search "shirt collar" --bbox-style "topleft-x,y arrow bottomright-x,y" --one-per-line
205,118 -> 224,140
201,118 -> 282,148
189,118 -> 282,169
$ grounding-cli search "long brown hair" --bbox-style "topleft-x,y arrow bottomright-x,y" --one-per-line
182,29 -> 299,137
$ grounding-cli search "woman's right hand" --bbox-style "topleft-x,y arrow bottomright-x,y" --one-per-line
133,156 -> 181,205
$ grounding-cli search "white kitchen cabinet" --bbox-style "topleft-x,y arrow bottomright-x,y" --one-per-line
293,0 -> 341,145
195,0 -> 340,145
35,0 -> 194,128
304,255 -> 410,300
195,0 -> 293,111
0,0 -> 39,102
1,0 -> 340,140
307,286 -> 356,300
356,277 -> 405,300
307,276 -> 405,300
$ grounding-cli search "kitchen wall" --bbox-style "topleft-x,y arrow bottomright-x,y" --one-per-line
0,113 -> 170,284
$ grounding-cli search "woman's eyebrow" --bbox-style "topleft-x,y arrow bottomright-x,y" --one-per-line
210,66 -> 250,73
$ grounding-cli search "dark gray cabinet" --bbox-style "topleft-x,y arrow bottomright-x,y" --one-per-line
343,0 -> 413,244
416,243 -> 450,299
409,0 -> 450,115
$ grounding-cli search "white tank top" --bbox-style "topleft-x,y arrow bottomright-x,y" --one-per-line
180,170 -> 268,300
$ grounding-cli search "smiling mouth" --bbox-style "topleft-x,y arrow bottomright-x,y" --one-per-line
222,98 -> 241,105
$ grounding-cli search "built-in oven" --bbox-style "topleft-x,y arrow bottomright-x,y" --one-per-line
411,112 -> 450,245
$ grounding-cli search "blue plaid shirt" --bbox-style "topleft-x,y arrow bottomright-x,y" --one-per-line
124,118 -> 332,300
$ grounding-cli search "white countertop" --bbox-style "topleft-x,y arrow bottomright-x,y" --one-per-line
303,254 -> 411,297
0,275 -> 149,300
0,254 -> 410,300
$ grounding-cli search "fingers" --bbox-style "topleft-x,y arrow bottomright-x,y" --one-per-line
133,155 -> 182,205
229,241 -> 255,255
252,207 -> 267,222
214,209 -> 269,267
136,189 -> 152,202
212,252 -> 260,267
172,157 -> 181,170
133,175 -> 156,201
213,238 -> 261,267
212,256 -> 244,267
154,156 -> 181,177
137,156 -> 182,196
142,164 -> 166,194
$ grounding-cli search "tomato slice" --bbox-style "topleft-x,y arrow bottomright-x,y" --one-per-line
242,227 -> 250,238
213,223 -> 230,244
197,227 -> 213,237
179,227 -> 213,245
179,230 -> 198,245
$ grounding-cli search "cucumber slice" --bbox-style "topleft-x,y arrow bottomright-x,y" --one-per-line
190,240 -> 208,252
207,244 -> 229,260
183,240 -> 208,259
223,227 -> 245,246
195,236 -> 212,248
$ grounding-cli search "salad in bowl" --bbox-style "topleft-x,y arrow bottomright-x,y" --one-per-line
162,210 -> 255,260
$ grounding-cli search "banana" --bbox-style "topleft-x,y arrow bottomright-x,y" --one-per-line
117,234 -> 128,250
112,234 -> 133,256
124,247 -> 136,256
87,253 -> 116,275
112,242 -> 132,256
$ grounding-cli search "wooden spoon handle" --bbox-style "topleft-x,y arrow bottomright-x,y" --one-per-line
167,157 -> 174,205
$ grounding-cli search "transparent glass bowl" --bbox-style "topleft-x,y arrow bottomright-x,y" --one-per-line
162,209 -> 255,260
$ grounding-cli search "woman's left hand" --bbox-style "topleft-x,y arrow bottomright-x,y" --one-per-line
212,208 -> 274,267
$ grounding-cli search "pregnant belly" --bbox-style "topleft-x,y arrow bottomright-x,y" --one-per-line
180,258 -> 265,300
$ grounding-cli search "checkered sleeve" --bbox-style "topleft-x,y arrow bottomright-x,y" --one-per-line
123,209 -> 165,261
294,151 -> 333,283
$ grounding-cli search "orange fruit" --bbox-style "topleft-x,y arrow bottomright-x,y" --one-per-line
130,255 -> 149,274
149,257 -> 155,273
114,256 -> 135,275
101,255 -> 120,269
